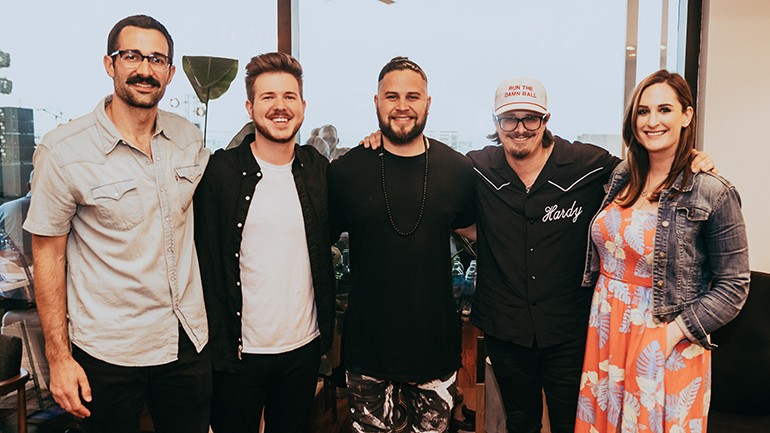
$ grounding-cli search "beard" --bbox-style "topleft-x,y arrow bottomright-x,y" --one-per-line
253,117 -> 302,144
502,132 -> 540,160
114,75 -> 165,109
377,108 -> 427,145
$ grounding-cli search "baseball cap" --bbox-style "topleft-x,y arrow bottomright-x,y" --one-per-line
494,78 -> 548,116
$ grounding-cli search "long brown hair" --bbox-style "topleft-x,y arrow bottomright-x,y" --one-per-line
617,69 -> 696,207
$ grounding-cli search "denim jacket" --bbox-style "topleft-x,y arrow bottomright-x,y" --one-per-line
582,161 -> 750,349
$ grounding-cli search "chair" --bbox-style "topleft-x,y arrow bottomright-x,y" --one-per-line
711,270 -> 770,414
0,334 -> 30,433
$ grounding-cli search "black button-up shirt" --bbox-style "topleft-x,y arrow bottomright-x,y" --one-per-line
468,137 -> 620,348
194,135 -> 335,372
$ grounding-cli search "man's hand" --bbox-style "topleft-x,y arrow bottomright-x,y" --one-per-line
360,130 -> 382,150
49,355 -> 92,418
690,149 -> 717,174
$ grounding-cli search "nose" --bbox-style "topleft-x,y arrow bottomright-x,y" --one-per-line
395,97 -> 409,111
135,57 -> 153,76
647,111 -> 660,126
513,119 -> 528,133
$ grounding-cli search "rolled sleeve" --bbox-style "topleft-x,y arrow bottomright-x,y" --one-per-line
23,145 -> 77,236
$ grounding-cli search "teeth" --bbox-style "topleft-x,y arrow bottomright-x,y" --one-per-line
273,117 -> 288,123
646,131 -> 666,136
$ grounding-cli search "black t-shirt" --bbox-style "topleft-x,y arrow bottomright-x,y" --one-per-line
467,137 -> 621,348
329,138 -> 476,382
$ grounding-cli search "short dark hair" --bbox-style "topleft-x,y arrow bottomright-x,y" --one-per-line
244,52 -> 304,102
378,56 -> 427,83
107,15 -> 174,64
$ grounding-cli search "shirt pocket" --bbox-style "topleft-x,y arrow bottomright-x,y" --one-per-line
91,179 -> 144,231
174,164 -> 202,212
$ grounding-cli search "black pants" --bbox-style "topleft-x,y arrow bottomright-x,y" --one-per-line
485,335 -> 586,433
72,331 -> 212,433
210,337 -> 321,433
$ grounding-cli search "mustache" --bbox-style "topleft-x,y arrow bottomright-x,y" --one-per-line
126,75 -> 161,87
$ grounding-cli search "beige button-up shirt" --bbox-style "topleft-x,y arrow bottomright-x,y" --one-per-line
24,96 -> 210,366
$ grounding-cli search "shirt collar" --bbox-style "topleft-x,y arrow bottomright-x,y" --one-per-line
234,133 -> 305,175
94,95 -> 172,154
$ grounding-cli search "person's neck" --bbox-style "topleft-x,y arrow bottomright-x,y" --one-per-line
251,135 -> 295,166
647,152 -> 675,182
105,97 -> 158,157
383,135 -> 427,157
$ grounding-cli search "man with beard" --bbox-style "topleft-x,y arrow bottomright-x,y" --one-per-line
23,15 -> 211,432
328,56 -> 476,433
467,78 -> 712,433
193,52 -> 334,433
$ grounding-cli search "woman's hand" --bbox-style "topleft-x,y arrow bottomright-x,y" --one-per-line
665,321 -> 687,359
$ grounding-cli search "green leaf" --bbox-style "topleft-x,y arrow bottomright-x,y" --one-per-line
181,56 -> 239,104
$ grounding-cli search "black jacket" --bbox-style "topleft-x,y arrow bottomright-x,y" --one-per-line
194,135 -> 335,372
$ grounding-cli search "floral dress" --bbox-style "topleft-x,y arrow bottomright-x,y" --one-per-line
575,203 -> 711,433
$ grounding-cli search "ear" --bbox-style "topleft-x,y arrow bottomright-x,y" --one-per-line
426,95 -> 432,114
245,99 -> 254,121
104,55 -> 116,78
374,93 -> 379,107
682,106 -> 694,128
166,64 -> 176,85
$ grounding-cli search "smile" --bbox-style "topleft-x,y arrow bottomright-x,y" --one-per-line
644,130 -> 667,137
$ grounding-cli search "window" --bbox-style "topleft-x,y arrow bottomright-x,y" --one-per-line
295,0 -> 686,157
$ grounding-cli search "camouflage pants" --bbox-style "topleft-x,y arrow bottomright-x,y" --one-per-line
347,370 -> 457,433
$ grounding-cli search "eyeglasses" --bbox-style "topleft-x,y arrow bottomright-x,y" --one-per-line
496,114 -> 547,132
109,50 -> 171,71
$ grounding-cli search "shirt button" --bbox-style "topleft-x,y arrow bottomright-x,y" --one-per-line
530,248 -> 534,252
662,220 -> 670,227
114,192 -> 119,197
242,172 -> 247,176
245,196 -> 251,201
155,156 -> 161,161
237,223 -> 243,228
529,220 -> 534,224
236,281 -> 241,286
257,172 -> 262,178
236,311 -> 241,317
235,253 -> 239,258
659,252 -> 666,259
657,280 -> 664,287
531,276 -> 536,280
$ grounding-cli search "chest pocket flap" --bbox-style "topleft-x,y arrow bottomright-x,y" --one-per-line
175,165 -> 202,183
92,179 -> 138,201
91,179 -> 143,231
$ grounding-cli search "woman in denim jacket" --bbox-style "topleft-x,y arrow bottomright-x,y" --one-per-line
574,70 -> 749,433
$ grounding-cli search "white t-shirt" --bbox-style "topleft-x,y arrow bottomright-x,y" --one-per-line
239,157 -> 319,354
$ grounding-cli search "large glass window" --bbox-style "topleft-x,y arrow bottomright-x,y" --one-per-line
0,0 -> 276,153
296,0 -> 686,158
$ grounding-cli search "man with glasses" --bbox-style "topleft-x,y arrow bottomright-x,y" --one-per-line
468,78 -> 712,433
24,15 -> 211,433
465,77 -> 619,433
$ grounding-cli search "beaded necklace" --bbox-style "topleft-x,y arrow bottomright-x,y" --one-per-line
379,136 -> 429,236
